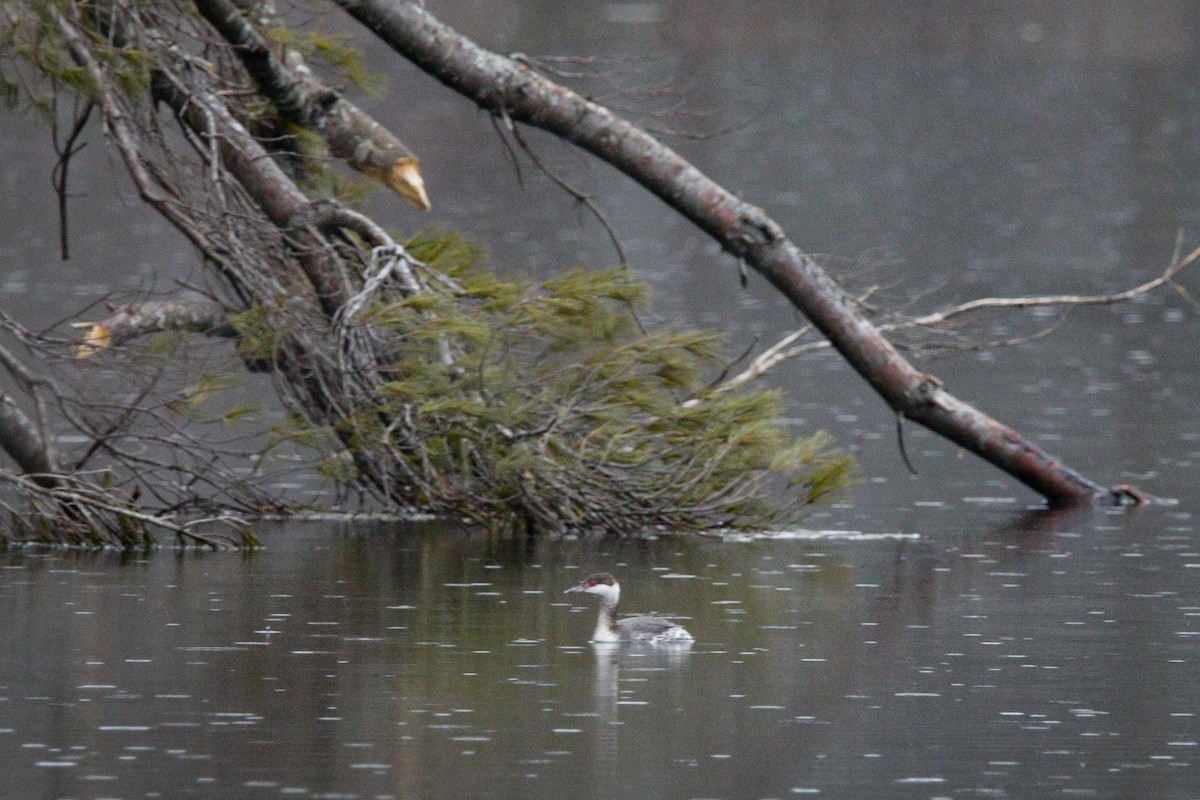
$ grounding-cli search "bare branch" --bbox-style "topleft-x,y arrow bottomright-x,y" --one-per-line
50,95 -> 93,261
0,468 -> 255,549
908,242 -> 1200,328
500,113 -> 627,266
72,299 -> 235,358
726,246 -> 1198,389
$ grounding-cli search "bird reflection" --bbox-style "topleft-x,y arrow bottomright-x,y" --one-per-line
591,641 -> 620,790
586,641 -> 691,799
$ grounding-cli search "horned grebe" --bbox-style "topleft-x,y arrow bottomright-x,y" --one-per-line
565,572 -> 694,644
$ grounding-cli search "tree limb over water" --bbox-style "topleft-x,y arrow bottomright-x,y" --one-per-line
331,0 -> 1163,507
194,0 -> 430,210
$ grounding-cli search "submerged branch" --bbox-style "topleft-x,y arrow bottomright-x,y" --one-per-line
0,468 -> 255,549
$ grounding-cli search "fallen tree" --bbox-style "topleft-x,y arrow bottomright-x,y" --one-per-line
0,1 -> 1186,546
0,0 -> 856,545
330,0 -> 1153,507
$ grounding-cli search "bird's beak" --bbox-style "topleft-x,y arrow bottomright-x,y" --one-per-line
564,583 -> 584,594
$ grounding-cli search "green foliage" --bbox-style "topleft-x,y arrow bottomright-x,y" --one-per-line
0,0 -> 151,114
166,373 -> 243,422
307,229 -> 856,534
270,412 -> 340,451
230,304 -> 283,365
140,328 -> 189,363
405,228 -> 489,278
280,120 -> 375,206
783,430 -> 859,505
316,451 -> 358,484
219,404 -> 260,423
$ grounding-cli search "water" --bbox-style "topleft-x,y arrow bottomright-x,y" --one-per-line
1,511 -> 1197,799
3,1 -> 1200,797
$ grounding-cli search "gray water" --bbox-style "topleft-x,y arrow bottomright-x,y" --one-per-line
1,512 -> 1198,799
2,1 -> 1200,798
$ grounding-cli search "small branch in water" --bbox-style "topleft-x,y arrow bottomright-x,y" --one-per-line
895,411 -> 918,476
0,468 -> 256,549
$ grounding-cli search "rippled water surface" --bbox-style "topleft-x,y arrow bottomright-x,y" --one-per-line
2,509 -> 1198,799
3,1 -> 1200,798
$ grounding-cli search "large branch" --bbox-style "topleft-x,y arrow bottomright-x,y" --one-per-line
727,242 -> 1200,391
55,7 -> 433,502
0,338 -> 61,487
332,0 -> 1132,506
56,5 -> 347,313
193,0 -> 431,210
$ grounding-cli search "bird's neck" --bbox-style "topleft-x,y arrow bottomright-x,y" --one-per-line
592,600 -> 619,642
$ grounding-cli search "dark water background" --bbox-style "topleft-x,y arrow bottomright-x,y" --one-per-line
2,2 -> 1199,798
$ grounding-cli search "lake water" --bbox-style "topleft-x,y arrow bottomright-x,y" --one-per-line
1,510 -> 1198,799
2,1 -> 1200,798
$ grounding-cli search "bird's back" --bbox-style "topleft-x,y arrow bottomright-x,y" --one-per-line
616,613 -> 694,643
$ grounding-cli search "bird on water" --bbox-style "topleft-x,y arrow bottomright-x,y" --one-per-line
564,572 -> 694,644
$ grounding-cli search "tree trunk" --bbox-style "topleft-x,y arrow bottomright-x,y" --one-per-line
333,0 -> 1132,506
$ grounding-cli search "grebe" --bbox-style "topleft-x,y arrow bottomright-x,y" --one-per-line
564,572 -> 694,644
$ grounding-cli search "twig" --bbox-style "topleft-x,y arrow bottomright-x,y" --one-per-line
895,411 -> 918,475
50,95 -> 93,261
909,241 -> 1200,327
490,112 -> 525,189
723,244 -> 1199,389
501,111 -> 628,266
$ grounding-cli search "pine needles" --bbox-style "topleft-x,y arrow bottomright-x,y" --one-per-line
289,229 -> 857,534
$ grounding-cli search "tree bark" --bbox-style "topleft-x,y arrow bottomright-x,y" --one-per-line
193,0 -> 431,210
73,299 -> 234,358
333,0 -> 1132,506
0,395 -> 59,488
